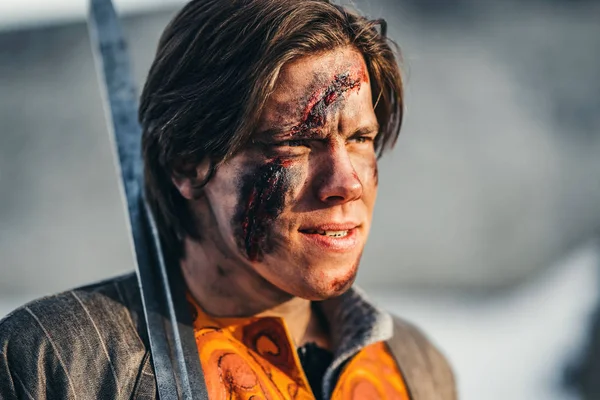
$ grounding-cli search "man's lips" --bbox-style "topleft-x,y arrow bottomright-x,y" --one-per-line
299,223 -> 360,233
298,223 -> 361,252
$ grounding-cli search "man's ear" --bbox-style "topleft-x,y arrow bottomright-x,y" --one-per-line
171,158 -> 213,200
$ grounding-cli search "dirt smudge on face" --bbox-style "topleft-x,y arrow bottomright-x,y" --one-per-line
329,259 -> 360,293
234,158 -> 295,262
216,264 -> 229,277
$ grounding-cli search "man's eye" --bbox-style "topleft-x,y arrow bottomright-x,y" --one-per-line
348,136 -> 373,144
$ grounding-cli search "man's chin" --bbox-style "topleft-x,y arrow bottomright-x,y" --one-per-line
298,263 -> 359,301
260,250 -> 363,300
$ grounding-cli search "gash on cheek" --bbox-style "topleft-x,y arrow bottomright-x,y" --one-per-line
234,159 -> 292,261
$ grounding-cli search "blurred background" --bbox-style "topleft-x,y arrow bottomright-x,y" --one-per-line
1,0 -> 599,398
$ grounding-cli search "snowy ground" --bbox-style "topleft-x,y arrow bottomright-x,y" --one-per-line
368,243 -> 599,400
1,243 -> 597,400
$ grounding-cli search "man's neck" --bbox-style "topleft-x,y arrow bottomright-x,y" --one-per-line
180,237 -> 330,349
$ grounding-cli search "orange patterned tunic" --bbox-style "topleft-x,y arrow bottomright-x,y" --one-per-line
188,295 -> 410,400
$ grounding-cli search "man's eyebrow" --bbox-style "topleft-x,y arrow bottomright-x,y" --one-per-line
254,123 -> 380,140
254,126 -> 325,140
349,123 -> 380,137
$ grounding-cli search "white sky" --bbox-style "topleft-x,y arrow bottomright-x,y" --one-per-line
0,0 -> 186,31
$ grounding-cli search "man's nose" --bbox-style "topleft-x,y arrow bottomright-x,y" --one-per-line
315,146 -> 363,205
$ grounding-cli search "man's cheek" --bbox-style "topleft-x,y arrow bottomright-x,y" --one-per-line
353,156 -> 379,188
372,158 -> 379,187
232,159 -> 303,262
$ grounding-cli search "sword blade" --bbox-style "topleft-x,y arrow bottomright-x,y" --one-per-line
87,1 -> 207,398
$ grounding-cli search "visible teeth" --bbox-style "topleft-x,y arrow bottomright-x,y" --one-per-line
322,230 -> 348,237
303,229 -> 349,237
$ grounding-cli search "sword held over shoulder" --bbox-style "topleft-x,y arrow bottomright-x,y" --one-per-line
87,1 -> 208,398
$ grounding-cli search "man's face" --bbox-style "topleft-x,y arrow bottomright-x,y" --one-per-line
191,47 -> 379,300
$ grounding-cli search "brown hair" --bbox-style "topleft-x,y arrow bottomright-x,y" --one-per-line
139,0 -> 404,257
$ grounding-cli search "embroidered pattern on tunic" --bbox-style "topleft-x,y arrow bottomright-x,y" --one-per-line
331,342 -> 410,400
187,294 -> 409,400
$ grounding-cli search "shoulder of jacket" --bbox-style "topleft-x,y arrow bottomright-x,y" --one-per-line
0,272 -> 140,335
386,315 -> 457,400
0,273 -> 151,399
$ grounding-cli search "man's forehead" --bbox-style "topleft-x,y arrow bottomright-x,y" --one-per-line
255,51 -> 376,141
272,47 -> 368,102
257,48 -> 370,130
252,48 -> 375,142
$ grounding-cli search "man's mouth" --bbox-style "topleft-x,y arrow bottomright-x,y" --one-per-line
302,229 -> 349,238
298,224 -> 360,252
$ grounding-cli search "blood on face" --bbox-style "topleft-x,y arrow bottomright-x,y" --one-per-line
288,71 -> 363,139
235,158 -> 292,261
234,68 -> 368,261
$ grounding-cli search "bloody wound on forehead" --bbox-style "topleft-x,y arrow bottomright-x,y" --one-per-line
289,69 -> 366,138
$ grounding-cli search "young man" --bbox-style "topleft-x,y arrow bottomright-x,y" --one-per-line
0,0 -> 455,398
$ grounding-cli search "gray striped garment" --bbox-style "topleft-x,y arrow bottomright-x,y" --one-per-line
0,273 -> 455,399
